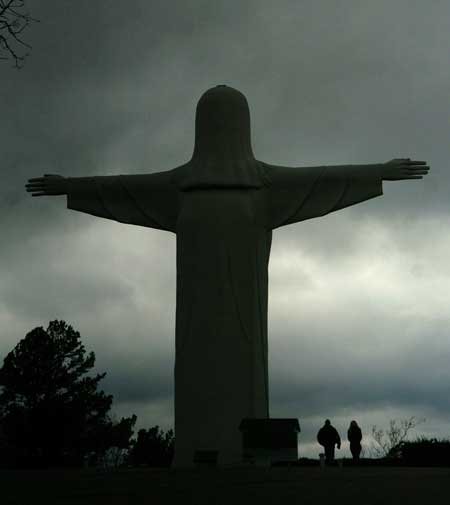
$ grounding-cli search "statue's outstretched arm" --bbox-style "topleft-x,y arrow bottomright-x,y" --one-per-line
323,158 -> 429,181
265,158 -> 430,229
25,172 -> 179,232
25,174 -> 130,224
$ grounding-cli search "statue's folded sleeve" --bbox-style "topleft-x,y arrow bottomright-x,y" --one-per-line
264,164 -> 383,229
67,171 -> 179,232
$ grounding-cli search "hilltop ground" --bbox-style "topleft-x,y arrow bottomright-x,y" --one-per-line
0,466 -> 449,504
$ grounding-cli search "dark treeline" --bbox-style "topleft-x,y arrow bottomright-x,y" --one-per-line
0,320 -> 174,469
1,320 -> 449,469
390,438 -> 450,467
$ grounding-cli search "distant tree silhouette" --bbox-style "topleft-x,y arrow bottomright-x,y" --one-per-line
128,426 -> 174,467
370,416 -> 425,458
0,0 -> 38,68
397,437 -> 450,466
88,413 -> 137,468
0,320 -> 127,468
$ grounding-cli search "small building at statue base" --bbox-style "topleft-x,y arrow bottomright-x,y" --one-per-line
239,418 -> 301,466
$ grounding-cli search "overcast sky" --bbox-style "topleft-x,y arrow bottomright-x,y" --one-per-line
1,0 -> 449,458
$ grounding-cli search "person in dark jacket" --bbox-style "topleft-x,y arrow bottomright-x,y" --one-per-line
317,419 -> 341,464
347,420 -> 363,461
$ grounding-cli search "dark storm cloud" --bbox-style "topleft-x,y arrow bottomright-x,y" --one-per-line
1,0 -> 449,448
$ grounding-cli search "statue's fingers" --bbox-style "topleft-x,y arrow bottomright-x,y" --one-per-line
27,177 -> 46,183
407,175 -> 423,179
31,192 -> 46,196
408,160 -> 427,165
402,165 -> 429,171
26,183 -> 46,191
401,168 -> 428,178
407,168 -> 429,174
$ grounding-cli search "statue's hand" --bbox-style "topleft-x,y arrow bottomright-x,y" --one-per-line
25,174 -> 69,196
381,158 -> 429,181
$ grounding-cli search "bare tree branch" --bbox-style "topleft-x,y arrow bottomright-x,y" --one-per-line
370,416 -> 426,458
0,0 -> 37,68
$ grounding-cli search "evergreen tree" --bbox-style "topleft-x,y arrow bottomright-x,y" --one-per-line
0,320 -> 120,468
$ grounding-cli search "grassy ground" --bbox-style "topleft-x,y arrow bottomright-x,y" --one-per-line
1,466 -> 449,505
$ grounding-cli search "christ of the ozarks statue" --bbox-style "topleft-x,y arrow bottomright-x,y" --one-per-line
26,85 -> 429,467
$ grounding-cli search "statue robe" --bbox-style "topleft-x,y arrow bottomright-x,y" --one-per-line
66,162 -> 382,466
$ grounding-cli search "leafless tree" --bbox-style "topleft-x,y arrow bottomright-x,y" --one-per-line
370,416 -> 426,458
0,0 -> 38,68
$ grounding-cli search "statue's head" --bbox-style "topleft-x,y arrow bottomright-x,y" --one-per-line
175,85 -> 268,190
192,85 -> 254,161
325,419 -> 331,426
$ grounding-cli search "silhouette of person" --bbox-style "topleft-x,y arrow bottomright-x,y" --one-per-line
317,419 -> 341,464
347,420 -> 362,461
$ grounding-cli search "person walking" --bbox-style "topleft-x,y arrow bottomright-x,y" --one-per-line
317,419 -> 341,464
347,420 -> 363,461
